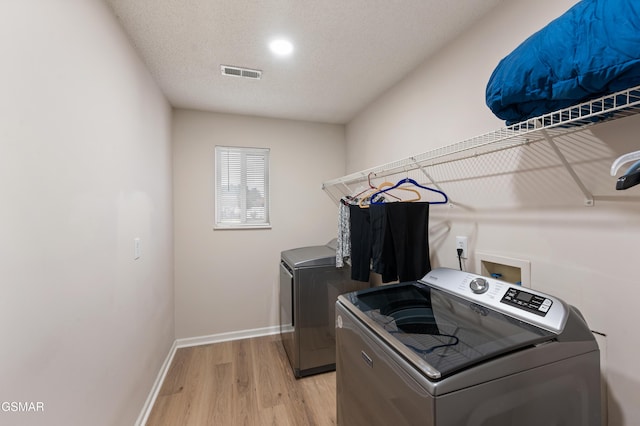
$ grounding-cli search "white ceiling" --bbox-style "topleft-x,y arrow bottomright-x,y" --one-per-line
105,0 -> 504,124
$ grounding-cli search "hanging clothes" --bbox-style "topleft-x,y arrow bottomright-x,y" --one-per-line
383,202 -> 431,282
369,203 -> 397,283
336,199 -> 351,267
344,177 -> 443,283
348,204 -> 372,282
348,201 -> 431,283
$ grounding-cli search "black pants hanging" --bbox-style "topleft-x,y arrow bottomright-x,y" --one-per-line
349,204 -> 372,282
350,202 -> 431,283
370,203 -> 398,283
382,202 -> 431,282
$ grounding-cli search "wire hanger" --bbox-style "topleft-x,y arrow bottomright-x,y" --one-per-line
369,177 -> 448,204
351,172 -> 376,199
377,180 -> 421,202
360,180 -> 422,208
353,172 -> 401,203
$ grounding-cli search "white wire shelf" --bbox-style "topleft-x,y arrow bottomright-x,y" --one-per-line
322,84 -> 640,205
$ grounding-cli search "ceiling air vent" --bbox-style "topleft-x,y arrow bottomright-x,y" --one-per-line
220,65 -> 262,80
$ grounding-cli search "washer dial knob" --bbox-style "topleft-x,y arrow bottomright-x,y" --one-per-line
470,278 -> 489,294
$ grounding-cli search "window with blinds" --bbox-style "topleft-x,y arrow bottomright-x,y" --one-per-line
215,146 -> 270,229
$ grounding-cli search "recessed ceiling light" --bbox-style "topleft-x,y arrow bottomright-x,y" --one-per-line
269,39 -> 294,56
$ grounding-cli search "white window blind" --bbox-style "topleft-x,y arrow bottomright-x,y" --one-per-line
215,146 -> 270,228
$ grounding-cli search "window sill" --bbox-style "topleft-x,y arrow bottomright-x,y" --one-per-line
213,224 -> 272,230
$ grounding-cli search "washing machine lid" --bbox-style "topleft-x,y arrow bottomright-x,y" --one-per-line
339,280 -> 555,379
281,244 -> 336,268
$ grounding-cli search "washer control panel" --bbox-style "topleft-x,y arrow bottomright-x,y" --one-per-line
501,288 -> 553,316
420,267 -> 568,334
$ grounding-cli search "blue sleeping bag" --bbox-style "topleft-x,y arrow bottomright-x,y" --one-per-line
486,0 -> 640,125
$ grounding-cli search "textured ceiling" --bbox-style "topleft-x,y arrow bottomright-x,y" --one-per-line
105,0 -> 504,124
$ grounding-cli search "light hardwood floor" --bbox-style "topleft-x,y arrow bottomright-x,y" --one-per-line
146,334 -> 337,425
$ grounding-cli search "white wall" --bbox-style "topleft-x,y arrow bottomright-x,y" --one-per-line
0,1 -> 173,425
173,110 -> 345,338
346,0 -> 640,424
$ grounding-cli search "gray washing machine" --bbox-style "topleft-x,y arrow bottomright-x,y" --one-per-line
336,267 -> 601,426
279,239 -> 369,378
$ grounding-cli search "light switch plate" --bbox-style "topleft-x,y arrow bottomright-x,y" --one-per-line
134,238 -> 141,260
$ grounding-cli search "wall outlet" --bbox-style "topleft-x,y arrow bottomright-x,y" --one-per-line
456,236 -> 468,259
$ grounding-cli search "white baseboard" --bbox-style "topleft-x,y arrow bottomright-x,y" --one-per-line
136,325 -> 282,425
135,339 -> 178,426
176,325 -> 282,349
